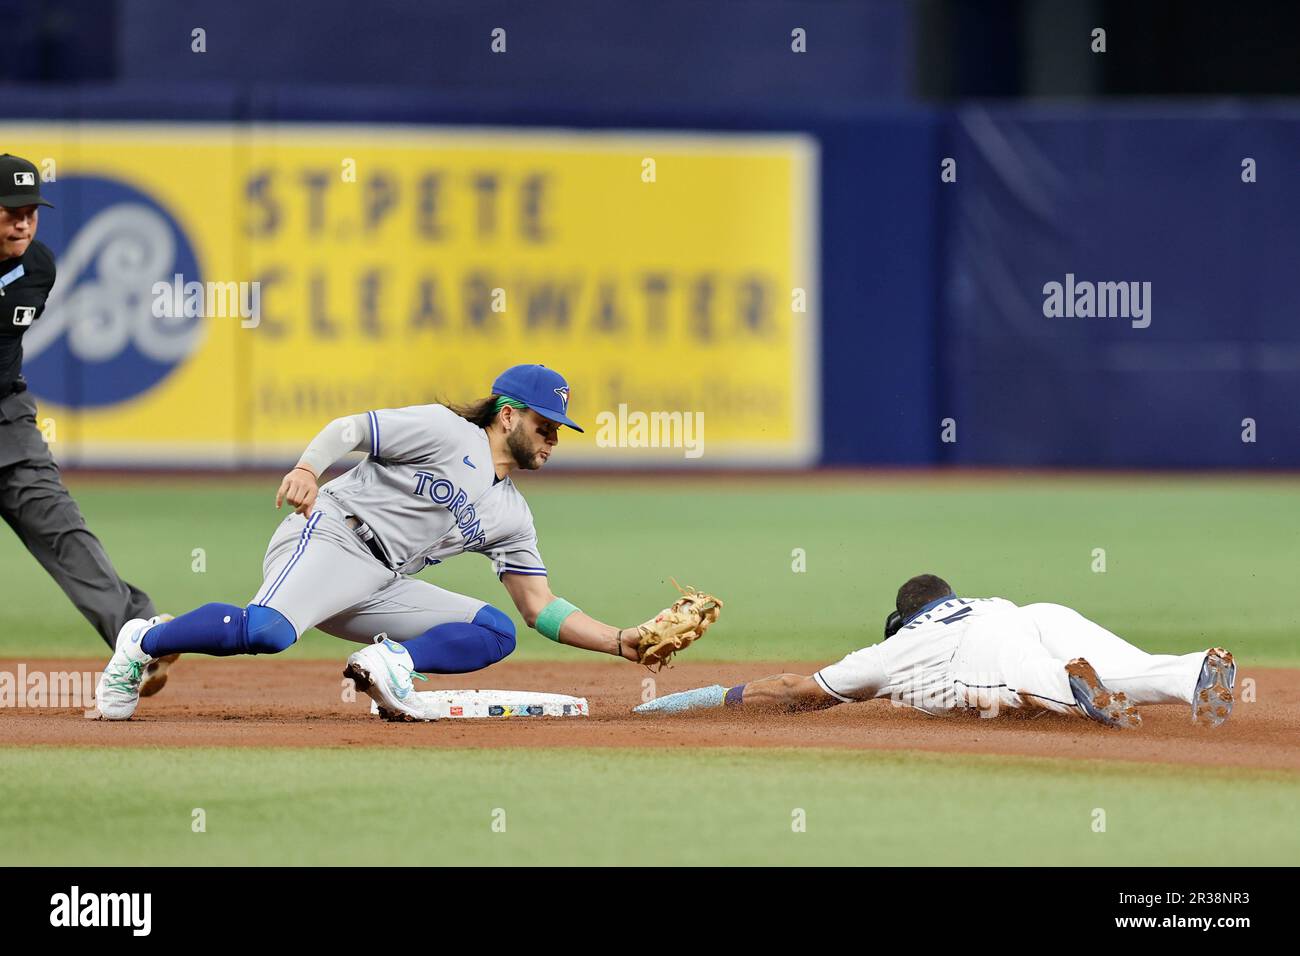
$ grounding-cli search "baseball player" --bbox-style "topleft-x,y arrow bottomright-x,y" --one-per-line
95,364 -> 708,721
634,573 -> 1237,729
0,154 -> 174,694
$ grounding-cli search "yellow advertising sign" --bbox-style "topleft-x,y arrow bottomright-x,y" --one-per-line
2,123 -> 818,466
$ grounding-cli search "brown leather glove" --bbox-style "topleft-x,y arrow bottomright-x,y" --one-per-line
633,583 -> 723,671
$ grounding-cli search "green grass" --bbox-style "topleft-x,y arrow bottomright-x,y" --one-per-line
5,475 -> 1293,868
0,745 -> 1294,866
3,475 -> 1298,666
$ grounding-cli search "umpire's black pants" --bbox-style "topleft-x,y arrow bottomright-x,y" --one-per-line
0,386 -> 155,650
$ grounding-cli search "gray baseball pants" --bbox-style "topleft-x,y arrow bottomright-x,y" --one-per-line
0,388 -> 156,650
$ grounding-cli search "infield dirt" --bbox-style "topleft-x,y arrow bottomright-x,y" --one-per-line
2,658 -> 1297,772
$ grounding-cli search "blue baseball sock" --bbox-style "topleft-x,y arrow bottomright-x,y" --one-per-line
141,603 -> 298,657
402,605 -> 517,674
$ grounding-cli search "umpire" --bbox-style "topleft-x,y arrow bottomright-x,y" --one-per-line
0,153 -> 175,695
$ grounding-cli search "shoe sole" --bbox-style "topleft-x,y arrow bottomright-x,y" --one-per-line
140,654 -> 180,698
1192,648 -> 1235,728
1065,658 -> 1142,729
94,699 -> 137,720
94,679 -> 139,720
343,659 -> 435,722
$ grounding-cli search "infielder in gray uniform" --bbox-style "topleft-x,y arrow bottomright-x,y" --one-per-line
0,154 -> 172,695
96,364 -> 668,721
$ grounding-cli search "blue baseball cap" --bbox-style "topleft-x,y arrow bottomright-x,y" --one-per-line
491,364 -> 583,432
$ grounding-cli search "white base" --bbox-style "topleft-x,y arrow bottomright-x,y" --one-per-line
369,688 -> 589,719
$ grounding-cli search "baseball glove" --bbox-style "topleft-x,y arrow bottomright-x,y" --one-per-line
633,581 -> 723,671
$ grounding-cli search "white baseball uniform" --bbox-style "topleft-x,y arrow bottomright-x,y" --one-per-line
813,597 -> 1206,718
249,404 -> 544,642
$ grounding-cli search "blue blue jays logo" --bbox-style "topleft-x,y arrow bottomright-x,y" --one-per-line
26,176 -> 203,408
553,385 -> 570,411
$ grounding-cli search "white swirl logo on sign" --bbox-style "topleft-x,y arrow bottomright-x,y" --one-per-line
25,180 -> 205,408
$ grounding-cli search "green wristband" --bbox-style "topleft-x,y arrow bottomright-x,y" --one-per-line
536,597 -> 580,642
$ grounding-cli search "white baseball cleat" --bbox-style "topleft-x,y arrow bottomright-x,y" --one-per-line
343,637 -> 436,722
1065,657 -> 1142,729
1192,647 -> 1236,728
95,617 -> 161,720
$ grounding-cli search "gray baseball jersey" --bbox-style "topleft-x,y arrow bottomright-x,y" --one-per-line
319,404 -> 546,579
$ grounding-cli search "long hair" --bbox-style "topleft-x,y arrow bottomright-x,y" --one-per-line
446,394 -> 502,429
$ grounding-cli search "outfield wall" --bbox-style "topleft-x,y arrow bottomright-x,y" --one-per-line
2,89 -> 1296,468
943,105 -> 1300,469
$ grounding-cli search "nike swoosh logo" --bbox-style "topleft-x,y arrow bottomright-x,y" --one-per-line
463,456 -> 476,469
377,656 -> 410,700
385,667 -> 410,700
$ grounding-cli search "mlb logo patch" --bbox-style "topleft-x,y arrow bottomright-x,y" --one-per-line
12,306 -> 35,326
12,172 -> 35,186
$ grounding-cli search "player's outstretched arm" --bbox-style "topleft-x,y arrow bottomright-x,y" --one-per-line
634,673 -> 839,714
275,413 -> 372,516
741,674 -> 840,711
502,572 -> 642,661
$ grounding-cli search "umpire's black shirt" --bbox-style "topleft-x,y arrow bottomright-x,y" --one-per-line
0,238 -> 56,395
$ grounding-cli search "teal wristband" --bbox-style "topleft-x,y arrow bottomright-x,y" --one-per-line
536,597 -> 580,642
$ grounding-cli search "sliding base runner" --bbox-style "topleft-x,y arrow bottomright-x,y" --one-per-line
369,689 -> 589,720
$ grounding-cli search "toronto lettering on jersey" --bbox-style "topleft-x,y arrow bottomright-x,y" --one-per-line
412,472 -> 488,549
